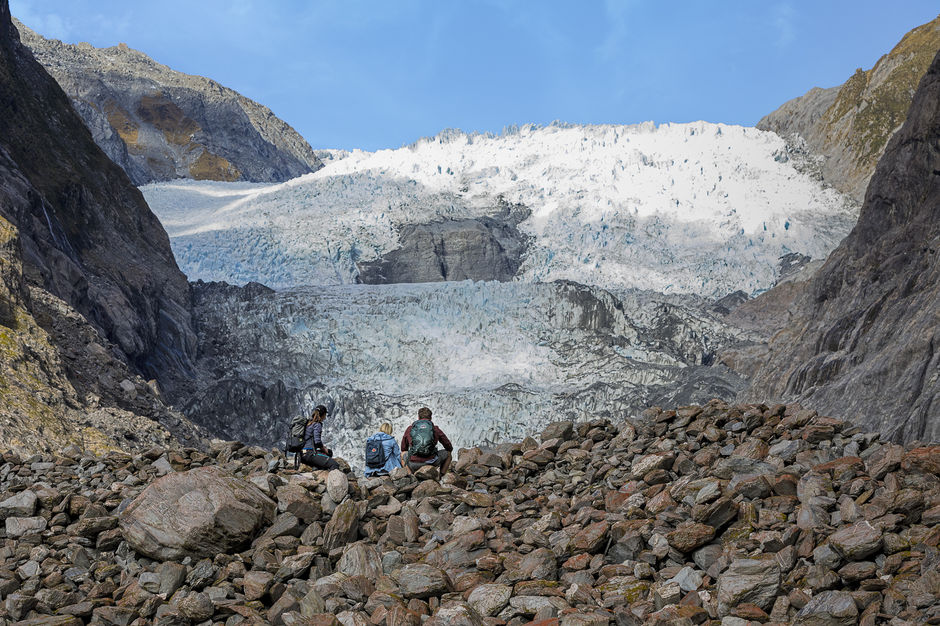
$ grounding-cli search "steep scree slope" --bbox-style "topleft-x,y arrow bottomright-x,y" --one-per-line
743,50 -> 940,443
759,15 -> 940,202
1,403 -> 939,623
14,20 -> 322,185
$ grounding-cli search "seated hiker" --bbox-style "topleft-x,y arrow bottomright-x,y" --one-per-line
401,407 -> 453,474
301,404 -> 340,471
363,422 -> 403,477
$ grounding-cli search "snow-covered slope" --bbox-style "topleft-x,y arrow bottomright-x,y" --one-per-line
143,122 -> 857,297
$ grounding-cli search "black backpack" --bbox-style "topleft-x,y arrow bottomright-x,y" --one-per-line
365,435 -> 389,469
285,415 -> 308,453
410,420 -> 436,457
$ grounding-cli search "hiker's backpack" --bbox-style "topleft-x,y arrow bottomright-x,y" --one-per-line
286,415 -> 308,453
365,435 -> 389,469
410,420 -> 436,457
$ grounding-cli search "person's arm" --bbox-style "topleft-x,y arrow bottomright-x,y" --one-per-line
401,425 -> 412,452
392,439 -> 402,464
434,425 -> 453,452
313,422 -> 326,452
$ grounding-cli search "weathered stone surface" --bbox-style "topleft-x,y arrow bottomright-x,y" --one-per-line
337,542 -> 383,579
119,466 -> 276,560
793,590 -> 858,626
358,206 -> 531,285
5,515 -> 47,537
323,499 -> 363,551
467,583 -> 512,617
393,564 -> 449,599
0,490 -> 37,518
326,470 -> 349,504
829,521 -> 882,561
717,558 -> 781,616
666,522 -> 714,552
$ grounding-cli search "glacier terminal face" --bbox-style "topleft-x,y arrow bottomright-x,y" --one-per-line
143,122 -> 857,298
184,280 -> 750,467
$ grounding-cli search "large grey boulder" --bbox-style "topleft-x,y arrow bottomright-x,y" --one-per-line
118,466 -> 275,560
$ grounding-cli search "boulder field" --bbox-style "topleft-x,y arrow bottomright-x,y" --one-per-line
0,399 -> 938,625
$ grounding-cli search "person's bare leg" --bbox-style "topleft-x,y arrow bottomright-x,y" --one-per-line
440,453 -> 452,475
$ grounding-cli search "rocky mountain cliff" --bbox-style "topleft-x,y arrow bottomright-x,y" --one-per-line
0,0 -> 203,452
759,15 -> 940,202
740,50 -> 940,443
14,20 -> 322,185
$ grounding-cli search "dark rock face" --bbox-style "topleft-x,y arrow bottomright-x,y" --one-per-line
357,204 -> 530,284
744,51 -> 940,443
0,0 -> 202,449
14,20 -> 322,185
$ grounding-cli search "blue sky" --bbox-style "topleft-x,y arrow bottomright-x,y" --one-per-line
11,1 -> 940,151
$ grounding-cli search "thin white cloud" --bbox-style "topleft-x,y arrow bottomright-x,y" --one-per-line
595,0 -> 632,61
10,2 -> 71,40
772,2 -> 795,49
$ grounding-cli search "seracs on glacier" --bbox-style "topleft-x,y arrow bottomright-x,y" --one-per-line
186,281 -> 752,465
144,121 -> 856,298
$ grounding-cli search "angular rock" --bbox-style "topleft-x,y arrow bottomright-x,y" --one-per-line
337,542 -> 383,579
793,590 -> 858,626
394,564 -> 449,599
467,583 -> 512,617
666,522 -> 714,552
829,521 -> 882,561
326,470 -> 349,504
717,558 -> 781,616
119,466 -> 276,560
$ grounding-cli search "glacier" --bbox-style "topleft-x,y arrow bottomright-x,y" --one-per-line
141,122 -> 858,466
143,121 -> 857,298
184,280 -> 752,466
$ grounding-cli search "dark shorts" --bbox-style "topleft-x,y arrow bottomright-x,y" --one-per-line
404,449 -> 450,472
301,451 -> 339,471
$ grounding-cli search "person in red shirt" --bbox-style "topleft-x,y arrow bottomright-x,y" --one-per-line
401,407 -> 453,474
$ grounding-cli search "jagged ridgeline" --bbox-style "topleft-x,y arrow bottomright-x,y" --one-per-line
14,20 -> 322,185
759,15 -> 940,202
1,402 -> 938,623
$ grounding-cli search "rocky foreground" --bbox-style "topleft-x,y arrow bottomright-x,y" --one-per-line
1,401 -> 938,626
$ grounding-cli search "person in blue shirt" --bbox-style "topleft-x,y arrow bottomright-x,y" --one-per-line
363,422 -> 403,477
301,405 -> 340,471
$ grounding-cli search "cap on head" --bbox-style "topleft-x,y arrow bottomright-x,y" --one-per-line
315,404 -> 329,416
418,407 -> 432,420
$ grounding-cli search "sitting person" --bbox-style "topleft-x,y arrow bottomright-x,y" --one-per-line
401,407 -> 453,474
301,404 -> 340,471
363,422 -> 403,477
